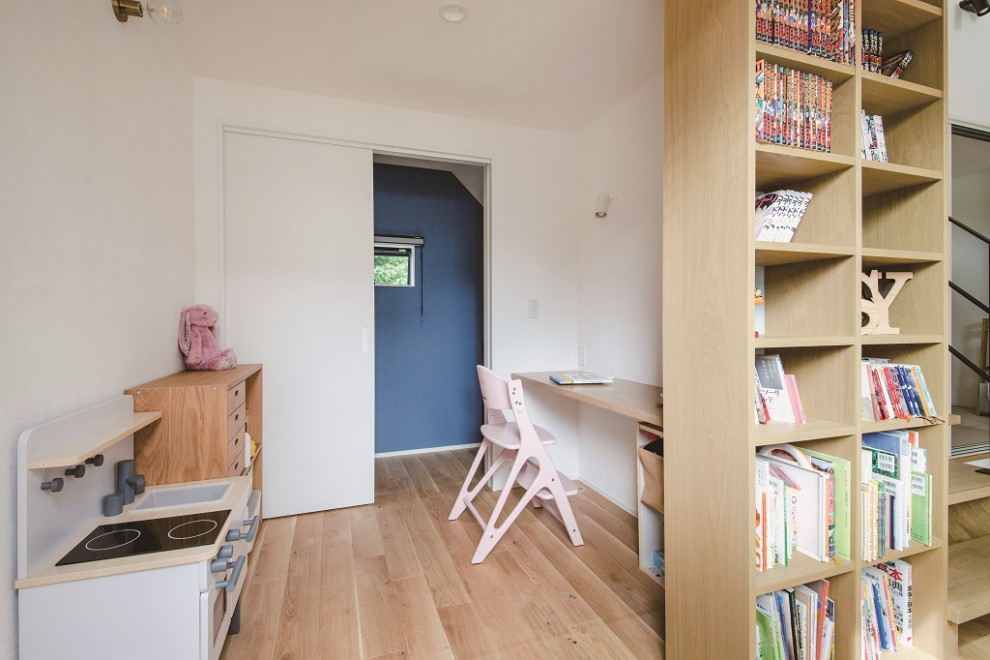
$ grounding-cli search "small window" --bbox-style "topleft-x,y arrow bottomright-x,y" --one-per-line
374,243 -> 414,286
373,235 -> 423,287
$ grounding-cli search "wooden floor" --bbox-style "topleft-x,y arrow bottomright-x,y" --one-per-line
221,448 -> 665,659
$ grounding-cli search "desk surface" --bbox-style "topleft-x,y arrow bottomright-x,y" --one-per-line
512,372 -> 663,427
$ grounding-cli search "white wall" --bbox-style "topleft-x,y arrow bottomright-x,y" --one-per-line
0,2 -> 194,655
559,73 -> 664,510
192,78 -> 583,473
949,9 -> 990,131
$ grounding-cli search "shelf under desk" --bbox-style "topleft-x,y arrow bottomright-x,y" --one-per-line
511,372 -> 663,427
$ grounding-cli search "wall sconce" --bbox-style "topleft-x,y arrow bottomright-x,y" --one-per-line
112,0 -> 183,25
594,193 -> 617,218
960,0 -> 990,16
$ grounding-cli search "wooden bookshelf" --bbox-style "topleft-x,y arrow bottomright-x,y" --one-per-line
663,0 -> 948,657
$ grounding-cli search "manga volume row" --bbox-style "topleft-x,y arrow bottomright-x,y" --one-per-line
756,59 -> 833,152
755,0 -> 856,65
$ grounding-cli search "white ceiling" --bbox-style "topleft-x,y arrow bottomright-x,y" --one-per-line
169,0 -> 664,132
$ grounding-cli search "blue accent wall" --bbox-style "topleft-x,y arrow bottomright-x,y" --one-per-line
374,164 -> 484,453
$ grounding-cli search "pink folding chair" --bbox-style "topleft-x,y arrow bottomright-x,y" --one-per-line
449,365 -> 584,563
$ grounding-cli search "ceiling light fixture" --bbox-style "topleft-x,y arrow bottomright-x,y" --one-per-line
111,0 -> 184,26
439,2 -> 468,23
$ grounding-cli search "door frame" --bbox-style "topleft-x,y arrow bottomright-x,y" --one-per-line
215,123 -> 493,370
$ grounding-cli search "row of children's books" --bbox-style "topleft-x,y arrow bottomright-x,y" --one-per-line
755,443 -> 849,571
755,190 -> 813,242
756,60 -> 834,152
861,111 -> 888,162
756,354 -> 806,424
860,359 -> 937,422
861,430 -> 932,562
862,560 -> 914,657
756,579 -> 835,660
862,28 -> 915,78
755,0 -> 857,65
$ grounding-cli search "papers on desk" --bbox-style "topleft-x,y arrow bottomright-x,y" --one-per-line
549,371 -> 614,385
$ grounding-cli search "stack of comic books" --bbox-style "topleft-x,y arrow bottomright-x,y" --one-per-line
881,49 -> 914,79
755,1 -> 856,65
860,110 -> 888,162
754,190 -> 814,242
862,29 -> 883,73
755,60 -> 833,152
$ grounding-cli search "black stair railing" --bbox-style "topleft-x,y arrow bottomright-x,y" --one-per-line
948,215 -> 990,384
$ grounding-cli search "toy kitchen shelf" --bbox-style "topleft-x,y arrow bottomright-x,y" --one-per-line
25,409 -> 161,469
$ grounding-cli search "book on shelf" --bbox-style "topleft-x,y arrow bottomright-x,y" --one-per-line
860,110 -> 888,163
754,0 -> 856,64
861,360 -> 937,422
755,60 -> 833,152
803,447 -> 851,561
755,354 -> 806,424
860,430 -> 932,559
754,189 -> 813,242
861,28 -> 883,74
756,579 -> 834,660
874,559 -> 913,648
548,371 -> 613,385
862,566 -> 898,652
880,49 -> 914,79
757,444 -> 840,565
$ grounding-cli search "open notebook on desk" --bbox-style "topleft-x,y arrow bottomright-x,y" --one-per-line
548,371 -> 614,385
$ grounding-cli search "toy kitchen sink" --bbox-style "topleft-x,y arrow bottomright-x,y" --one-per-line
16,395 -> 261,660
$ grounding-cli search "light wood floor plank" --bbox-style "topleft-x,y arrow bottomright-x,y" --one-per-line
393,574 -> 456,659
319,508 -> 361,659
375,477 -> 425,582
436,601 -> 501,659
355,555 -> 406,657
350,499 -> 386,560
275,512 -> 326,659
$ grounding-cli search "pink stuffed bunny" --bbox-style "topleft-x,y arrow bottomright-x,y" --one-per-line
178,304 -> 237,371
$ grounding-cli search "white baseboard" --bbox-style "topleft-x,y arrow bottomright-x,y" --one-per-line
374,442 -> 481,458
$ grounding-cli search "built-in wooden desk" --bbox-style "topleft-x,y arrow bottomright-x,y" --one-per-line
512,371 -> 665,585
511,372 -> 663,427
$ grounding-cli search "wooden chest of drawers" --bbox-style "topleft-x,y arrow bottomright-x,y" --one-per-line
125,364 -> 263,489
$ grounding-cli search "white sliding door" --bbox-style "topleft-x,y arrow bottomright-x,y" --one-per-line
223,131 -> 374,518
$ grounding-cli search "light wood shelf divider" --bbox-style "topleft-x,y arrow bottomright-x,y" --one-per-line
663,0 -> 948,656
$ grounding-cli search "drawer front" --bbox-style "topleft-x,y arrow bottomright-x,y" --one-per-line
227,428 -> 246,471
227,403 -> 247,441
226,379 -> 246,414
228,444 -> 246,477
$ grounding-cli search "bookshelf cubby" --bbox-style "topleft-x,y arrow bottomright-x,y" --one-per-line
663,0 -> 948,657
636,423 -> 665,586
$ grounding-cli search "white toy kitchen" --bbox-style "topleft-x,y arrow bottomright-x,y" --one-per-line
15,394 -> 261,660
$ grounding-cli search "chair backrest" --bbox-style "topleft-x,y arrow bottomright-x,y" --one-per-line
476,366 -> 538,440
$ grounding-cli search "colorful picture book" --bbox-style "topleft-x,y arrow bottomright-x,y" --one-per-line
756,60 -> 833,152
755,190 -> 813,242
755,0 -> 856,65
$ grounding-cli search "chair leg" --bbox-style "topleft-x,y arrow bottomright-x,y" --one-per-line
448,440 -> 489,520
470,459 -> 536,563
548,483 -> 584,547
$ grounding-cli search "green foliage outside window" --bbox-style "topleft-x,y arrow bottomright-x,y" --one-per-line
374,253 -> 412,286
